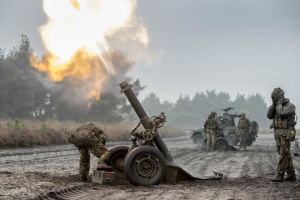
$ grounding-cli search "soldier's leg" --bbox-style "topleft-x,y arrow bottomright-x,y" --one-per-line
78,148 -> 90,178
277,136 -> 289,176
243,133 -> 247,149
88,142 -> 112,171
239,132 -> 244,148
274,130 -> 280,153
206,132 -> 211,150
281,137 -> 295,175
211,131 -> 216,147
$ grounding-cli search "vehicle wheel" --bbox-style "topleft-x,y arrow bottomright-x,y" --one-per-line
245,135 -> 254,146
200,138 -> 207,151
193,134 -> 203,144
227,133 -> 238,146
124,146 -> 166,186
213,137 -> 228,151
250,121 -> 259,134
109,146 -> 129,178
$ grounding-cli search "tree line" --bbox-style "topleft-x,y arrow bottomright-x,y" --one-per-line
141,91 -> 270,128
0,36 -> 270,128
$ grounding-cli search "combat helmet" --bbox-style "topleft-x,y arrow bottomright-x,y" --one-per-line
210,111 -> 217,116
271,88 -> 285,100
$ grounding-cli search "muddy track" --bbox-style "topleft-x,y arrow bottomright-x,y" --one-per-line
1,133 -> 300,200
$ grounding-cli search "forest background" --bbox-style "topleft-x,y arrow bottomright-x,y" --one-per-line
0,36 -> 270,129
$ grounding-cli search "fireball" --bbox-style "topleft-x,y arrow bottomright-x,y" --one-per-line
31,0 -> 148,101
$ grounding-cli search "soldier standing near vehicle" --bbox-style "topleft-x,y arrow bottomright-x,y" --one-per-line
204,111 -> 219,151
267,88 -> 296,182
68,122 -> 113,181
237,113 -> 251,150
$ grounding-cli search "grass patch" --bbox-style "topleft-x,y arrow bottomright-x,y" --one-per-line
0,120 -> 183,149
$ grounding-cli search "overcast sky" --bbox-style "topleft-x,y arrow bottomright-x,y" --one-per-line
0,0 -> 299,109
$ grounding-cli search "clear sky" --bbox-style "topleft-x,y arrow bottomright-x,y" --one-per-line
0,0 -> 299,108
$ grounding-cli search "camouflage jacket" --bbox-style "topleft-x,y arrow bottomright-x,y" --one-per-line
204,115 -> 219,131
267,98 -> 296,129
68,123 -> 107,145
238,118 -> 250,130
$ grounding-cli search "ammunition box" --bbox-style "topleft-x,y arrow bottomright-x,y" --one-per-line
92,170 -> 115,185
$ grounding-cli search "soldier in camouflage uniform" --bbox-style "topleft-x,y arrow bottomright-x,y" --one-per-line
237,113 -> 251,150
68,123 -> 112,181
204,111 -> 220,151
267,88 -> 297,182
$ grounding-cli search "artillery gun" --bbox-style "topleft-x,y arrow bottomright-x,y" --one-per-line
108,81 -> 220,186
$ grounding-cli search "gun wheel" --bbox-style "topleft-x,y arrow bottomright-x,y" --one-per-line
109,146 -> 129,178
124,146 -> 166,186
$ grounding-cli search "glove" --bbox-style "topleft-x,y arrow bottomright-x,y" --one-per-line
277,96 -> 284,105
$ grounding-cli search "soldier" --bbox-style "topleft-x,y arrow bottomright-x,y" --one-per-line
267,88 -> 296,182
237,113 -> 251,150
68,122 -> 113,181
204,111 -> 219,151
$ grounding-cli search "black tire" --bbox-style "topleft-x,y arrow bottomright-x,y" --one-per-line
227,133 -> 238,146
250,121 -> 259,134
109,146 -> 129,178
213,137 -> 228,151
200,138 -> 207,151
193,134 -> 203,144
124,146 -> 166,186
245,135 -> 254,146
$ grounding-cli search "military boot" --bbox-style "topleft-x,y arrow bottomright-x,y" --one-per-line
96,163 -> 113,172
284,172 -> 296,182
271,174 -> 284,182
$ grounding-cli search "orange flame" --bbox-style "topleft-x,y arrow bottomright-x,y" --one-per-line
31,0 -> 148,103
31,49 -> 107,100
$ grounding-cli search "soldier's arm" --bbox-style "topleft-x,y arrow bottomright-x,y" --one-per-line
276,102 -> 295,118
267,104 -> 276,119
270,122 -> 274,129
204,120 -> 208,132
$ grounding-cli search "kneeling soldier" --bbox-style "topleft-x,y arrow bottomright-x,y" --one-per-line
69,122 -> 113,181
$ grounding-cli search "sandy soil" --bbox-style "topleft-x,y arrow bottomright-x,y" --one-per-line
0,133 -> 300,200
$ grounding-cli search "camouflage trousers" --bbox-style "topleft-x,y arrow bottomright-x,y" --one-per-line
277,135 -> 295,176
77,142 -> 110,177
206,129 -> 216,150
274,130 -> 280,153
239,129 -> 248,149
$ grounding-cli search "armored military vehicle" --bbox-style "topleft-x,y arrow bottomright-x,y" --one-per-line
191,107 -> 259,147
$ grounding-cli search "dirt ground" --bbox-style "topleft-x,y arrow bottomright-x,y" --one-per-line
0,133 -> 300,200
